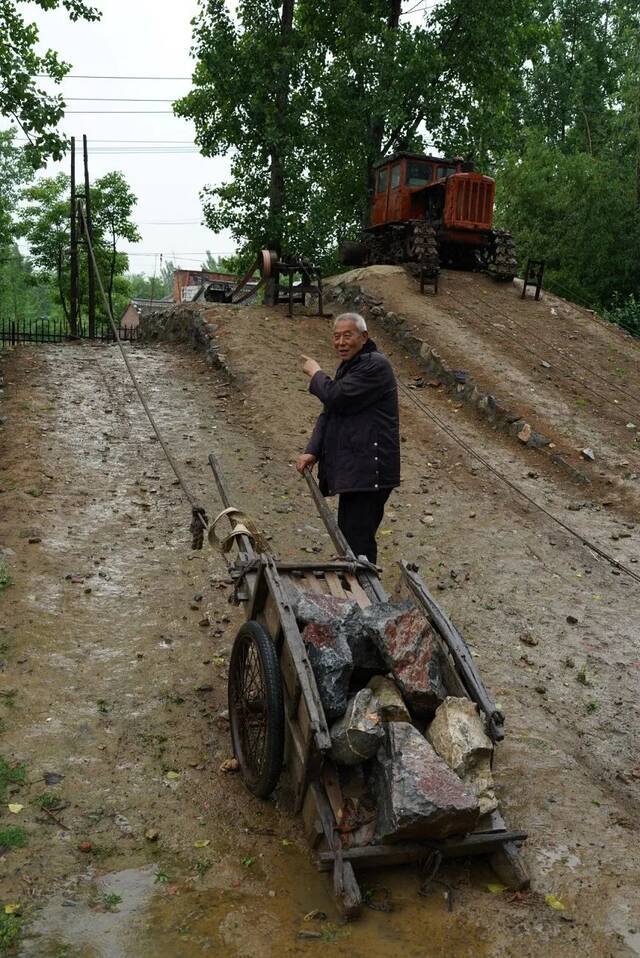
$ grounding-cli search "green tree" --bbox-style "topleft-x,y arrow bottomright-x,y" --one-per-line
175,0 -> 299,265
18,171 -> 141,329
0,130 -> 33,249
17,173 -> 71,322
0,1 -> 100,166
177,1 -> 537,264
91,171 -> 141,317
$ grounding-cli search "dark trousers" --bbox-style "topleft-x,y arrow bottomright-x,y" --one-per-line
338,489 -> 392,564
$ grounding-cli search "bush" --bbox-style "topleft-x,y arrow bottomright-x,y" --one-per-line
604,295 -> 640,338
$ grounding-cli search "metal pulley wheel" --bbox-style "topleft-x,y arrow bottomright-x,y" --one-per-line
258,249 -> 279,279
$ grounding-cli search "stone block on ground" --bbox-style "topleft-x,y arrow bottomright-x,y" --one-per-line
330,688 -> 384,766
360,601 -> 447,716
426,696 -> 498,814
373,722 -> 480,842
338,606 -> 387,674
366,675 -> 411,723
294,591 -> 357,626
302,622 -> 353,722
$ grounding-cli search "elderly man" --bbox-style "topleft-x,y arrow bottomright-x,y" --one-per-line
296,312 -> 400,564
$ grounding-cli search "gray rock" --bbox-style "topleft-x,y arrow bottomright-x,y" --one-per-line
330,688 -> 384,765
302,621 -> 353,721
373,722 -> 480,842
360,601 -> 446,716
294,591 -> 357,626
426,697 -> 498,815
338,606 -> 386,674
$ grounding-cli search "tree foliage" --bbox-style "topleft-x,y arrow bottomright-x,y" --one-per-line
0,0 -> 100,166
17,171 -> 141,327
495,0 -> 640,314
177,1 -> 538,262
178,0 -> 639,318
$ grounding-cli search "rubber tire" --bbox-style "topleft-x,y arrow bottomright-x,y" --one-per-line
228,620 -> 284,798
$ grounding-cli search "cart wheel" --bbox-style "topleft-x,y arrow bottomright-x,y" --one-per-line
228,620 -> 284,798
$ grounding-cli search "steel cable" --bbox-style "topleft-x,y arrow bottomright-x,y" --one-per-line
77,203 -> 208,538
396,381 -> 640,586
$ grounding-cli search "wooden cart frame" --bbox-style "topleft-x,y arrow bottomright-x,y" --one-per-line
208,453 -> 528,917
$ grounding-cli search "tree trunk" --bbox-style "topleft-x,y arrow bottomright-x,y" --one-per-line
362,1 -> 401,227
265,0 -> 295,304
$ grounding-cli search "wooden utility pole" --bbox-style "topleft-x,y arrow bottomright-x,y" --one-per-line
83,135 -> 96,338
69,136 -> 79,336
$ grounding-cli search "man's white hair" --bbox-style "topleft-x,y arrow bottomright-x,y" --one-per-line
334,312 -> 368,333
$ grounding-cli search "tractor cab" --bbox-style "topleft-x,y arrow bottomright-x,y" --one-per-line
370,151 -> 495,236
341,150 -> 515,281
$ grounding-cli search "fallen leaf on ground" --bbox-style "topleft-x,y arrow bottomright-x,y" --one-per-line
545,894 -> 566,911
219,758 -> 239,773
487,883 -> 507,895
193,839 -> 210,848
4,904 -> 21,915
8,804 -> 24,814
165,771 -> 180,780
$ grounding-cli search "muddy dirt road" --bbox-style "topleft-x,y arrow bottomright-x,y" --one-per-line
0,320 -> 639,957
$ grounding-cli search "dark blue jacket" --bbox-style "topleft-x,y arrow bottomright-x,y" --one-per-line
305,339 -> 401,496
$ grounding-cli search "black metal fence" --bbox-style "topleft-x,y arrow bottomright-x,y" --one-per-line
0,317 -> 139,347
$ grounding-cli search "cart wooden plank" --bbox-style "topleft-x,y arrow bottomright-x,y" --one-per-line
325,571 -> 347,599
263,559 -> 331,753
316,830 -> 528,871
344,573 -> 372,607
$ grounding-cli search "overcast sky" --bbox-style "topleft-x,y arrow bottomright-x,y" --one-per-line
10,0 -> 428,278
13,0 -> 233,277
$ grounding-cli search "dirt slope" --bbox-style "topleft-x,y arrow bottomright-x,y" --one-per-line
327,266 -> 640,516
0,292 -> 639,958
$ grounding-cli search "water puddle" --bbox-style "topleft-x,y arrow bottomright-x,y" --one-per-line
21,865 -> 158,958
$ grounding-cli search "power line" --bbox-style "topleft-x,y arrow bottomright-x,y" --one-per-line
16,138 -> 196,144
36,73 -> 191,80
64,110 -> 176,114
64,97 -> 178,102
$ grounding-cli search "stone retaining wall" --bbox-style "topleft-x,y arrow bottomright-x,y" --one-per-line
138,304 -> 233,379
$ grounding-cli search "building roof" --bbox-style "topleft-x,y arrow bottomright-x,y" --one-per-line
119,298 -> 175,323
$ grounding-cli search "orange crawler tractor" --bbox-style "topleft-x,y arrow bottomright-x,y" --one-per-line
342,151 -> 517,281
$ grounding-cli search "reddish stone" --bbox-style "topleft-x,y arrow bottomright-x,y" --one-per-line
361,602 -> 446,716
373,722 -> 480,842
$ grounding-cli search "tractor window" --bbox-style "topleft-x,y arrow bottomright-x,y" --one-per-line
390,163 -> 402,189
377,168 -> 388,193
436,165 -> 458,179
407,161 -> 432,186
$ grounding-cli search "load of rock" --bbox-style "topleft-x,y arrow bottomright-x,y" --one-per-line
427,696 -> 498,814
373,722 -> 480,841
294,590 -> 497,843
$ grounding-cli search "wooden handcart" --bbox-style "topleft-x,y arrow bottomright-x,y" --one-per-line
208,452 -> 528,918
